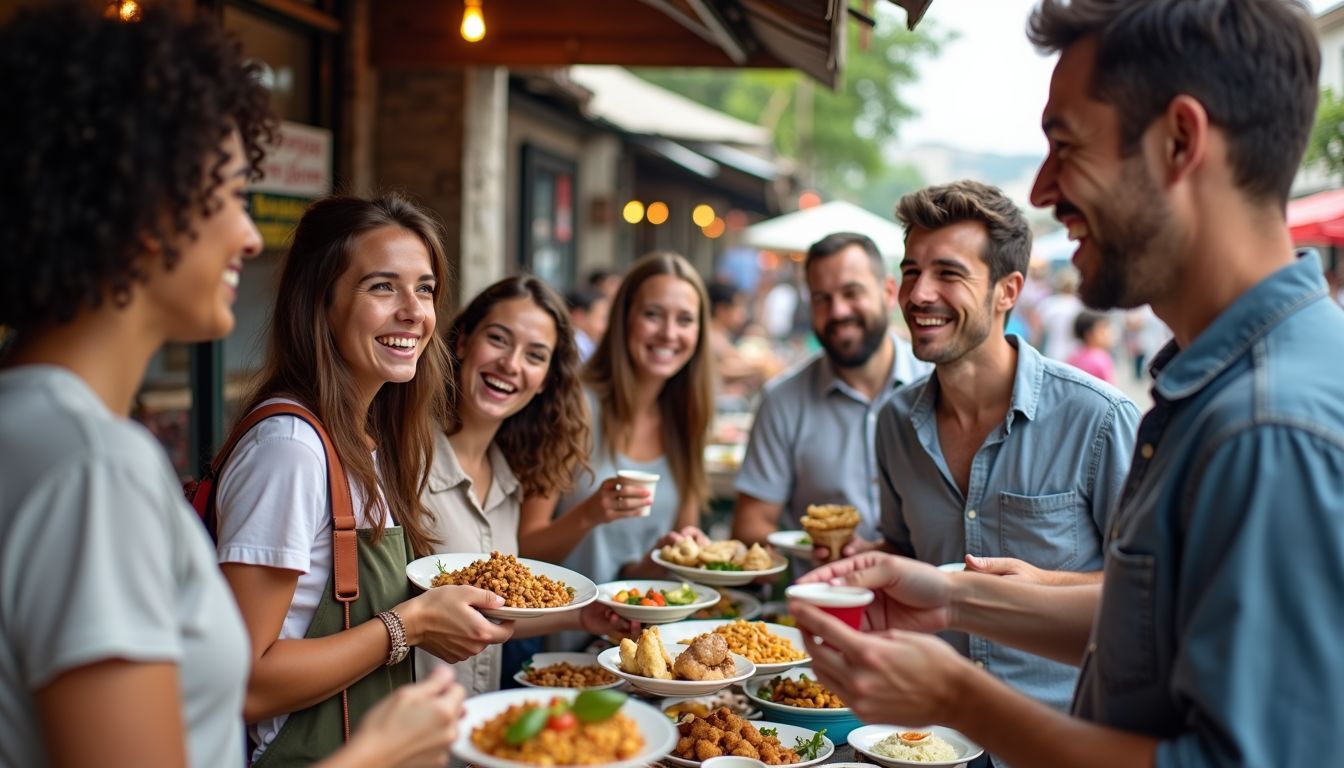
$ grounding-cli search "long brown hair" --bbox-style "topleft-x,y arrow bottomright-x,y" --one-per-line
586,252 -> 713,509
239,193 -> 451,557
444,275 -> 591,498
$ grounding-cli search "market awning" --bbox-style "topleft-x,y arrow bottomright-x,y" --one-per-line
742,200 -> 907,258
1288,188 -> 1344,246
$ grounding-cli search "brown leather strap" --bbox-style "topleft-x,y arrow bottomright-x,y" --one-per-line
204,401 -> 359,742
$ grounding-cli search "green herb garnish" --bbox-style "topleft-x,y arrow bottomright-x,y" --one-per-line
759,727 -> 778,738
797,536 -> 811,546
571,689 -> 627,723
505,706 -> 549,745
705,562 -> 744,571
794,728 -> 827,760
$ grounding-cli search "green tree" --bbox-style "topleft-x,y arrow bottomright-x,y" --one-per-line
1306,87 -> 1344,177
635,7 -> 945,208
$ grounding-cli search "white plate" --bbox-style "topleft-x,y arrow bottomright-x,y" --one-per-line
512,652 -> 624,690
848,724 -> 984,767
663,720 -> 834,768
689,588 -> 763,621
744,667 -> 853,718
652,550 -> 789,587
407,553 -> 598,619
597,644 -> 756,696
596,580 -> 721,624
655,620 -> 809,675
659,693 -> 762,721
452,687 -> 677,768
767,530 -> 814,559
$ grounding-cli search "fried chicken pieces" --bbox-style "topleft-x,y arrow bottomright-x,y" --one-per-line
675,707 -> 800,764
619,629 -> 737,681
659,538 -> 775,570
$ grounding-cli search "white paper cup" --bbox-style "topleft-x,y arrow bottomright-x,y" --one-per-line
617,470 -> 659,516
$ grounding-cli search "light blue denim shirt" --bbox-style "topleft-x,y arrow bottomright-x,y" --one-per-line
877,336 -> 1140,714
1074,253 -> 1344,767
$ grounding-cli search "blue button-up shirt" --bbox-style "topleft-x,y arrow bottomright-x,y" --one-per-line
1074,253 -> 1344,767
878,336 -> 1140,714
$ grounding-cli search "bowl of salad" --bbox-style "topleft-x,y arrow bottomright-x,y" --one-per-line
595,579 -> 721,624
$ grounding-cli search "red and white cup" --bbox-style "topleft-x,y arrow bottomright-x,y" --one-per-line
786,583 -> 874,629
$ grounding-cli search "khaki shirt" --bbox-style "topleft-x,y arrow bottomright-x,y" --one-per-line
417,432 -> 522,695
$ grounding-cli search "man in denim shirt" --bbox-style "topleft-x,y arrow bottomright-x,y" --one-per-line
787,2 -> 1344,767
875,181 -> 1139,725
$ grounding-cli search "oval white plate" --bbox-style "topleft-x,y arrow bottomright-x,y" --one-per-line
848,723 -> 984,767
659,693 -> 761,721
689,588 -> 763,621
597,644 -> 756,697
652,550 -> 788,587
512,652 -> 624,690
452,687 -> 677,768
655,620 -> 809,675
407,553 -> 598,619
663,720 -> 834,768
595,579 -> 721,625
766,530 -> 814,559
744,667 -> 853,718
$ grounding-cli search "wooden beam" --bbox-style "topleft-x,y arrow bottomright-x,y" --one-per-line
686,0 -> 749,64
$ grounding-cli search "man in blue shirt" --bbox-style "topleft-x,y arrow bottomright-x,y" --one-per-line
788,2 -> 1344,767
875,180 -> 1139,725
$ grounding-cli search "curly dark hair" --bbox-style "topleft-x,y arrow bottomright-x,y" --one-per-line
445,275 -> 591,499
0,4 -> 275,334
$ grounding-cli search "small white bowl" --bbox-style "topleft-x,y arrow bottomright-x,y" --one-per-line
652,550 -> 789,587
512,652 -> 624,690
701,758 -> 764,768
767,530 -> 814,559
666,721 -> 834,767
595,579 -> 721,625
848,724 -> 985,768
597,644 -> 756,696
406,553 -> 598,620
452,687 -> 677,768
654,620 -> 809,675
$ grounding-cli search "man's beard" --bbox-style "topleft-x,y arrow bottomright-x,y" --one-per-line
819,312 -> 889,368
1080,158 -> 1182,310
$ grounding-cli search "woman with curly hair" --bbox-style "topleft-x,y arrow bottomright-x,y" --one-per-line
214,194 -> 515,765
518,252 -> 714,648
0,6 -> 464,768
420,275 -> 635,694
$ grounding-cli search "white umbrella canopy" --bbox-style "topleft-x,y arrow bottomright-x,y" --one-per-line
742,200 -> 907,259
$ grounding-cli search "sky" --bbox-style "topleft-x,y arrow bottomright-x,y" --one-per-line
899,0 -> 1339,157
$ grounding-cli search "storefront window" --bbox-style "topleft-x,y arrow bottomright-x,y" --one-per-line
520,145 -> 578,289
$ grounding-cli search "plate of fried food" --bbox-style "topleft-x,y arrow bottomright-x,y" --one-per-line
799,505 -> 860,563
596,579 -> 721,624
666,708 -> 833,767
454,687 -> 677,768
744,668 -> 852,717
514,652 -> 623,690
406,551 -> 598,619
653,538 -> 788,586
598,626 -> 756,696
656,620 -> 809,675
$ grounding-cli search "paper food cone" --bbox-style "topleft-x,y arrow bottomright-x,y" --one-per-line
807,527 -> 856,562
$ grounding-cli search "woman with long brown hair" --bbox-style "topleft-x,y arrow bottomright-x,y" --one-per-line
518,252 -> 714,647
215,194 -> 513,765
421,275 -> 633,693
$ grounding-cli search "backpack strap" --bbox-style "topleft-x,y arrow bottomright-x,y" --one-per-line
200,402 -> 360,606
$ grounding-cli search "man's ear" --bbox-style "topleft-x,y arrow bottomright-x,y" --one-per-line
882,273 -> 899,310
1158,95 -> 1209,185
997,271 -> 1024,315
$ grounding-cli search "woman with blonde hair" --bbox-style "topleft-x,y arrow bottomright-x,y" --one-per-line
519,252 -> 713,648
215,194 -> 512,765
422,275 -> 633,693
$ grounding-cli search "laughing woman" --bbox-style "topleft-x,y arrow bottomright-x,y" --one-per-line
214,195 -> 514,766
518,253 -> 714,649
420,275 -> 633,694
0,8 -> 463,768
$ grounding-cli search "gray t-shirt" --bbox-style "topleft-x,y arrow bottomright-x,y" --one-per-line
0,366 -> 249,767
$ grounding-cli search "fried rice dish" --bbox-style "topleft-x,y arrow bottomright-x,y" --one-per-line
696,620 -> 805,664
523,662 -> 618,688
471,701 -> 643,765
431,552 -> 574,608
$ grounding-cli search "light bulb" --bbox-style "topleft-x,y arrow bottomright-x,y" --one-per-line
461,0 -> 486,43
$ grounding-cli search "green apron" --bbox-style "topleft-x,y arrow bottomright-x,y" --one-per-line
252,527 -> 414,767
